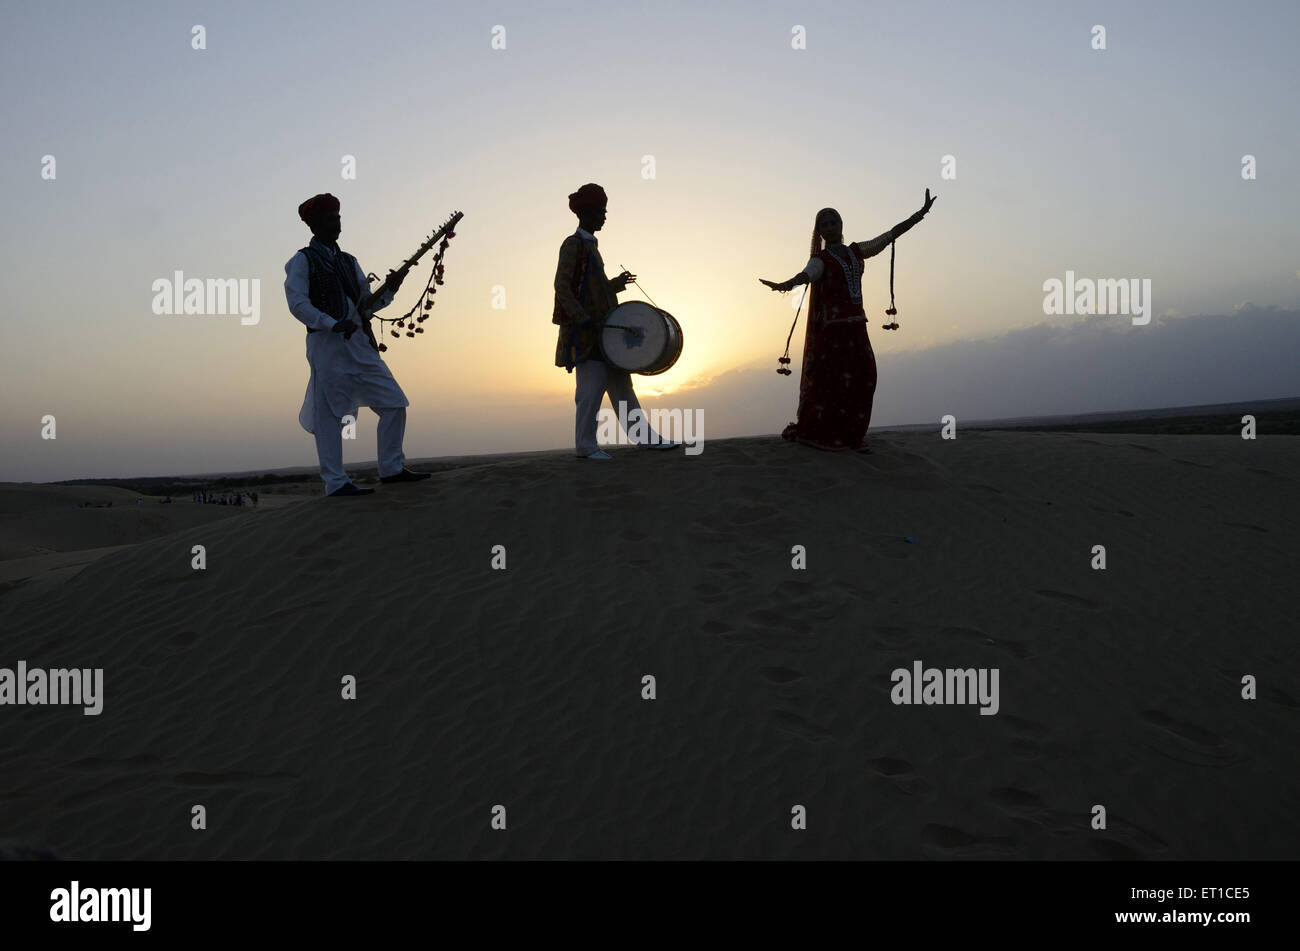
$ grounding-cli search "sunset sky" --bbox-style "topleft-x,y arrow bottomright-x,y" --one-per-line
2,0 -> 1297,481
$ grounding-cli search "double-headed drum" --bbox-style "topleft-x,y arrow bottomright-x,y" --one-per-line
599,301 -> 683,375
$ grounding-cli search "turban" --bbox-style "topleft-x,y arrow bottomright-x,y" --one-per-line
567,183 -> 607,214
298,193 -> 340,228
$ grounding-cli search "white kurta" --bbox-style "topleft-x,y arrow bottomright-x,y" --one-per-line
284,242 -> 409,433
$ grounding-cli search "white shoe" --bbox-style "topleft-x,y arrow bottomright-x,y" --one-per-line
582,450 -> 613,460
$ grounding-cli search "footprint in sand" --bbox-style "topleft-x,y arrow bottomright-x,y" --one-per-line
940,626 -> 1032,659
987,786 -> 1078,835
1140,709 -> 1240,767
1086,816 -> 1169,858
1089,838 -> 1144,859
69,754 -> 161,771
770,709 -> 831,742
1034,589 -> 1099,610
1247,466 -> 1295,483
1140,710 -> 1223,747
737,607 -> 818,649
760,666 -> 803,684
861,534 -> 911,560
147,573 -> 207,588
874,625 -> 910,648
250,600 -> 328,626
692,582 -> 727,604
729,503 -> 778,524
139,630 -> 201,667
868,757 -> 932,798
172,770 -> 298,788
868,757 -> 913,777
998,714 -> 1047,757
920,823 -> 1018,857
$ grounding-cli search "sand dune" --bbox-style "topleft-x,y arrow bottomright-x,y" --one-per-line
0,432 -> 1296,859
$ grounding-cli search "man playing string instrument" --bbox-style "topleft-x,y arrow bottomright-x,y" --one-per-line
761,189 -> 936,453
553,183 -> 677,459
284,193 -> 432,496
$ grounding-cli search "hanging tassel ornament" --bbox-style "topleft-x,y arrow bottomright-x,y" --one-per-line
776,283 -> 809,375
881,237 -> 900,331
360,210 -> 462,352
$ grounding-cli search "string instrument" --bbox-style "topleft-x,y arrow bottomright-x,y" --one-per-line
356,210 -> 463,351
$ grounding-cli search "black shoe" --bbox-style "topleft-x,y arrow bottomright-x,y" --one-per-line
380,467 -> 432,484
328,482 -> 375,497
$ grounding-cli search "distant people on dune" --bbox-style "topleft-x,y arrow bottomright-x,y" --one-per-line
762,189 -> 936,453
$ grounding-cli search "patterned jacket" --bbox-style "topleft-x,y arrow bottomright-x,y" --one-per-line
553,231 -> 617,371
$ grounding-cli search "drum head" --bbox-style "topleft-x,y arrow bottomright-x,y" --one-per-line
601,301 -> 669,373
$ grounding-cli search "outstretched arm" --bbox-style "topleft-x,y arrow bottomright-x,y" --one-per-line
761,271 -> 810,293
857,188 -> 937,259
762,257 -> 824,293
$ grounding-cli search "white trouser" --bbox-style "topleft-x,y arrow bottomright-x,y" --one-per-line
574,359 -> 660,455
312,382 -> 407,493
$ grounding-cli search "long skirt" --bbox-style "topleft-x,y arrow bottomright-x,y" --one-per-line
781,320 -> 877,451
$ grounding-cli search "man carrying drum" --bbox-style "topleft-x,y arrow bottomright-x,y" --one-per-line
553,183 -> 678,459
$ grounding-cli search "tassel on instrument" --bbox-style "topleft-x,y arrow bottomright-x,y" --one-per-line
362,210 -> 463,352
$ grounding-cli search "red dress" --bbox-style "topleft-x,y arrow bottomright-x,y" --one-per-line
782,243 -> 878,451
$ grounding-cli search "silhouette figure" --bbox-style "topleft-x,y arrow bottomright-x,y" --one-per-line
553,184 -> 676,459
284,193 -> 432,496
761,189 -> 936,452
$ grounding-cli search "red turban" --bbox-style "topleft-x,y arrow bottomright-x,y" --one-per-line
298,193 -> 340,227
567,183 -> 607,214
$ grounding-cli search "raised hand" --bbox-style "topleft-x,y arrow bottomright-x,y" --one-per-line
922,188 -> 937,215
611,270 -> 636,293
761,278 -> 791,293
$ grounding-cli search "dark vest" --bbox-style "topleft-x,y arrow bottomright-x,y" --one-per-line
301,244 -> 363,331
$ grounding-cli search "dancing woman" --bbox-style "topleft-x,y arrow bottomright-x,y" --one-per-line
761,189 -> 935,452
